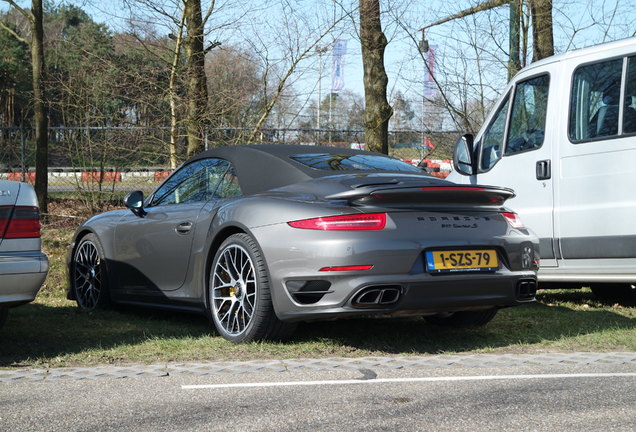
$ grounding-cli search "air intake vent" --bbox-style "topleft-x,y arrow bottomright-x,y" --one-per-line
286,280 -> 333,305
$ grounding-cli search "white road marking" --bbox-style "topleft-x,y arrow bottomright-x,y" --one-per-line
182,372 -> 636,390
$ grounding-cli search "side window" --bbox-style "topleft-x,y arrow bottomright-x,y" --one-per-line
624,56 -> 636,134
151,158 -> 230,206
569,58 -> 623,141
214,166 -> 242,199
479,93 -> 510,171
505,74 -> 550,155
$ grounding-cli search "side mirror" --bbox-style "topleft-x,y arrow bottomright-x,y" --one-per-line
453,133 -> 476,176
124,190 -> 146,217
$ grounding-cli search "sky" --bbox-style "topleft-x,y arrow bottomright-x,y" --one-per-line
2,0 -> 635,129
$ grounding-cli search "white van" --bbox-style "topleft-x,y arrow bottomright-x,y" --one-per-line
448,37 -> 636,301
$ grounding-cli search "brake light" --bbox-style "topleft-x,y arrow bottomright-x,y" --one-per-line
0,206 -> 41,239
319,265 -> 374,272
288,213 -> 387,231
502,212 -> 524,229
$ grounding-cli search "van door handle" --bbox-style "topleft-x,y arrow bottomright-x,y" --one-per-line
536,160 -> 551,180
175,221 -> 193,234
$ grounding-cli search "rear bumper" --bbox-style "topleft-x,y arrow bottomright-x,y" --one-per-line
272,270 -> 537,322
0,251 -> 49,306
251,221 -> 539,323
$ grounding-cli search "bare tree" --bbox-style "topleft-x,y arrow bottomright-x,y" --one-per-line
168,7 -> 186,168
0,0 -> 48,214
241,1 -> 350,144
359,0 -> 392,154
530,0 -> 553,60
184,0 -> 209,156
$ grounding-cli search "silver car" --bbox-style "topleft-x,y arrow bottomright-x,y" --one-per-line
0,179 -> 49,329
67,145 -> 539,342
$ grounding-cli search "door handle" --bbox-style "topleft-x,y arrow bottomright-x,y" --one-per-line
536,160 -> 551,180
175,221 -> 193,234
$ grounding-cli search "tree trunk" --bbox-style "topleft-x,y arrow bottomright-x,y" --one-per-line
169,8 -> 187,169
31,0 -> 48,214
508,0 -> 521,80
359,0 -> 392,154
184,0 -> 208,157
530,0 -> 554,61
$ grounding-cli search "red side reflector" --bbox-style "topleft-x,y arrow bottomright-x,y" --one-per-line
502,212 -> 524,229
0,206 -> 41,239
420,186 -> 486,191
288,213 -> 387,231
319,265 -> 374,272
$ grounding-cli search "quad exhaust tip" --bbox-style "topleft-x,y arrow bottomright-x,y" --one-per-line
352,286 -> 402,308
517,279 -> 537,300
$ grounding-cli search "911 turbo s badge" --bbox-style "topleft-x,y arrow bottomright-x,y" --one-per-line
417,215 -> 488,229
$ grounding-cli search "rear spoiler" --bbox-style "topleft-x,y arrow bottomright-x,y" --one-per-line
325,185 -> 515,207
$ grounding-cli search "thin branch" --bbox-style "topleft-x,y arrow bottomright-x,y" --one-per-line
1,0 -> 34,24
202,0 -> 216,26
418,0 -> 510,32
0,19 -> 29,44
246,12 -> 349,144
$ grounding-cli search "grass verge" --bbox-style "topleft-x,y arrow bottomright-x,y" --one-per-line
1,219 -> 634,369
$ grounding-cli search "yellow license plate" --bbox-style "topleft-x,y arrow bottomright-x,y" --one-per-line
426,249 -> 499,273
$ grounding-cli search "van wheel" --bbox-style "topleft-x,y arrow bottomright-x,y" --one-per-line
590,284 -> 636,304
425,308 -> 498,327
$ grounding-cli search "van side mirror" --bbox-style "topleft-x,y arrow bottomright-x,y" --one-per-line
453,133 -> 476,176
124,190 -> 146,217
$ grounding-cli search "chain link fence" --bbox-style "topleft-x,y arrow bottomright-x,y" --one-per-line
0,126 -> 457,209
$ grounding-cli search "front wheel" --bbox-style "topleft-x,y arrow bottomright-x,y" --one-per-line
425,308 -> 498,328
71,233 -> 111,311
208,233 -> 296,343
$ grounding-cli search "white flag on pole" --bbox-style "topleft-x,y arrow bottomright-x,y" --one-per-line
424,45 -> 438,98
331,39 -> 347,93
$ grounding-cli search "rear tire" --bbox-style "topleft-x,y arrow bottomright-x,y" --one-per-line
590,284 -> 636,304
71,233 -> 111,311
425,308 -> 498,328
208,233 -> 296,343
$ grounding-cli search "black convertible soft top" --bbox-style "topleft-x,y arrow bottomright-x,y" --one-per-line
185,144 -> 428,196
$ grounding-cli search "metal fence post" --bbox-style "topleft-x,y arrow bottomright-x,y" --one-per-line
20,127 -> 26,182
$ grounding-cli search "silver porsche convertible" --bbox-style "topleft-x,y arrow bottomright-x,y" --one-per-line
67,145 -> 539,342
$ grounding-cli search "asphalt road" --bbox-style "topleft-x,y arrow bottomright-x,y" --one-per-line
2,363 -> 635,431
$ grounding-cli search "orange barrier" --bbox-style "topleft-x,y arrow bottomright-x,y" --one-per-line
6,172 -> 36,183
81,171 -> 122,183
154,171 -> 172,182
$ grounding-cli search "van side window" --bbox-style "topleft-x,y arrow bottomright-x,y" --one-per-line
569,59 -> 623,141
505,74 -> 549,155
624,56 -> 636,134
479,93 -> 510,171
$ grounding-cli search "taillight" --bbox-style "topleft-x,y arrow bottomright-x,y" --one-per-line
502,212 -> 524,229
288,213 -> 387,231
0,206 -> 41,239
